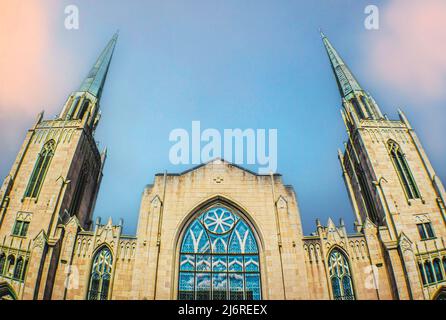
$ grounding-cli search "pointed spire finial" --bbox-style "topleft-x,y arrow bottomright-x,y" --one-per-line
78,32 -> 118,100
319,28 -> 325,39
321,32 -> 363,99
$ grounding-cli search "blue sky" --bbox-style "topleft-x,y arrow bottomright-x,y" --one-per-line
1,0 -> 445,235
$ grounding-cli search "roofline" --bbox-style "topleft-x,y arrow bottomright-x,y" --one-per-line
154,158 -> 282,177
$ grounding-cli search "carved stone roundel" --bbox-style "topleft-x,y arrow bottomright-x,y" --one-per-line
202,207 -> 237,234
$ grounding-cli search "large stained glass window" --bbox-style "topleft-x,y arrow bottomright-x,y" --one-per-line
328,249 -> 355,300
87,247 -> 112,300
178,206 -> 261,300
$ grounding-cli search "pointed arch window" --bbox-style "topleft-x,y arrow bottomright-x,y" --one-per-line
355,164 -> 380,224
424,261 -> 435,284
178,206 -> 261,300
418,262 -> 427,285
328,249 -> 355,300
360,95 -> 376,119
13,257 -> 24,280
87,247 -> 113,300
433,259 -> 443,282
21,259 -> 28,281
436,290 -> 446,300
69,163 -> 89,217
350,98 -> 365,119
5,255 -> 15,277
66,96 -> 80,120
24,140 -> 55,198
77,99 -> 90,120
388,141 -> 420,199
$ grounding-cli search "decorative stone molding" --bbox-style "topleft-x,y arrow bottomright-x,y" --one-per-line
151,195 -> 161,209
414,214 -> 430,224
16,211 -> 32,222
276,196 -> 288,210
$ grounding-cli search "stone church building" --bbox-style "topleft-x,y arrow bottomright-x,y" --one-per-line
1,32 -> 446,300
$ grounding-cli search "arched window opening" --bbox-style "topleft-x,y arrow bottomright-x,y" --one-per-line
433,259 -> 443,282
6,255 -> 15,277
436,292 -> 446,300
443,257 -> 446,277
388,141 -> 420,199
21,259 -> 28,281
0,254 -> 5,275
360,95 -> 375,119
350,98 -> 365,119
178,206 -> 261,300
424,261 -> 435,284
24,140 -> 55,198
355,165 -> 380,224
328,249 -> 355,300
0,282 -> 17,300
69,164 -> 89,217
418,263 -> 427,285
66,96 -> 80,120
87,247 -> 112,300
77,99 -> 90,120
13,257 -> 23,280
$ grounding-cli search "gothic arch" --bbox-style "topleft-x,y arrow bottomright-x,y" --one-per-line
173,195 -> 265,252
86,244 -> 114,300
91,242 -> 114,258
326,245 -> 356,300
432,286 -> 446,300
387,139 -> 421,199
0,281 -> 17,300
326,244 -> 350,261
171,195 -> 267,300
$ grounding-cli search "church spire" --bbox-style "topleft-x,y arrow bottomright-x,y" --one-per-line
79,31 -> 118,100
321,31 -> 382,120
321,31 -> 363,99
60,32 -> 118,126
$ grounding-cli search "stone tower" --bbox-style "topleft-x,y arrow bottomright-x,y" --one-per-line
322,32 -> 446,300
0,33 -> 117,299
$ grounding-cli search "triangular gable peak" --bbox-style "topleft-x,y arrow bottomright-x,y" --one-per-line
94,217 -> 122,244
155,157 -> 282,178
318,218 -> 346,244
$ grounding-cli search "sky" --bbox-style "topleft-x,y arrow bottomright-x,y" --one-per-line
1,0 -> 445,236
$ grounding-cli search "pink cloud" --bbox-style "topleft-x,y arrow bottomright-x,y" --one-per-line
0,1 -> 77,156
0,1 -> 51,115
366,0 -> 446,103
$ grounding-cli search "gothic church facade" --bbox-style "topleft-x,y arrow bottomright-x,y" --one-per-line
0,32 -> 445,300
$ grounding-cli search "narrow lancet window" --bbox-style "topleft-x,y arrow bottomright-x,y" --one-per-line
433,259 -> 443,282
388,140 -> 420,199
350,98 -> 365,119
77,99 -> 90,119
69,164 -> 89,217
360,95 -> 375,119
66,96 -> 80,120
13,257 -> 23,280
24,140 -> 55,199
355,164 -> 380,224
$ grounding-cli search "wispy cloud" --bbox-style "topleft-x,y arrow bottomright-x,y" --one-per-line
366,0 -> 446,103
